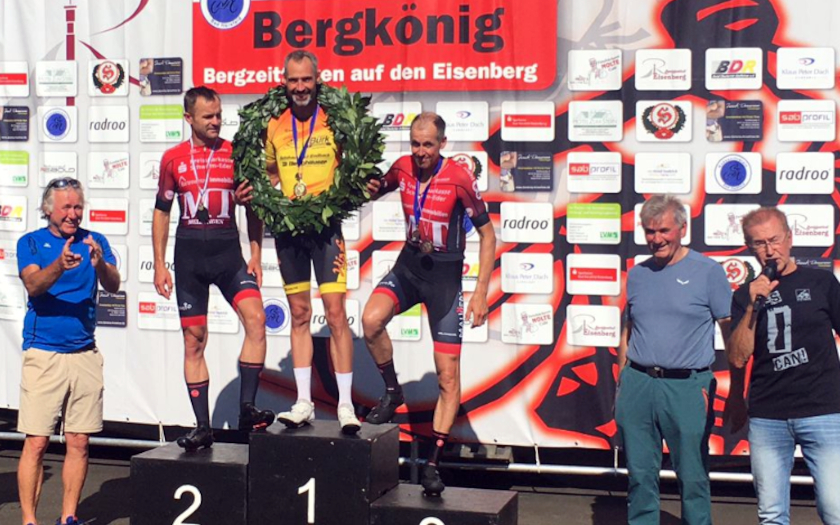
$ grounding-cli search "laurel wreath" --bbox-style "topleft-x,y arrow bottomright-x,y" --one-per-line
641,105 -> 687,135
232,84 -> 385,236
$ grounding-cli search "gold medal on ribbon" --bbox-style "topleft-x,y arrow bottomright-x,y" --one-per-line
294,181 -> 307,197
421,241 -> 434,254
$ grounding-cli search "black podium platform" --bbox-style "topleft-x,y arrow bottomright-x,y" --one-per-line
130,420 -> 518,524
248,420 -> 399,525
371,484 -> 519,525
130,442 -> 248,525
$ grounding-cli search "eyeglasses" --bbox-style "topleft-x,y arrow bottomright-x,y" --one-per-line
748,233 -> 788,251
46,177 -> 81,190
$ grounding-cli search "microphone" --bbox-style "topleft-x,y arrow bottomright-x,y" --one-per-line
753,259 -> 778,312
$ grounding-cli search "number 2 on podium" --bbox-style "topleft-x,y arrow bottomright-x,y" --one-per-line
173,484 -> 202,525
298,477 -> 316,524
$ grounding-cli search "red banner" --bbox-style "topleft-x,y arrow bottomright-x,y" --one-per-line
192,0 -> 557,94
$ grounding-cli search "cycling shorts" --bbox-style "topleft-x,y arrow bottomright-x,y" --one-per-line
274,223 -> 347,296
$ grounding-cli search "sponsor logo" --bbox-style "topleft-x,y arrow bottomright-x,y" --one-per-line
638,58 -> 688,82
43,108 -> 70,140
777,166 -> 830,181
264,298 -> 290,334
139,302 -> 156,314
380,113 -> 416,131
641,102 -> 686,140
0,204 -> 24,222
89,118 -> 127,131
711,59 -> 757,79
92,61 -> 126,94
571,314 -> 617,338
502,216 -> 550,231
569,267 -> 616,282
570,53 -> 620,87
504,309 -> 552,340
720,258 -> 754,289
786,213 -> 831,238
796,289 -> 811,302
201,0 -> 251,30
779,111 -> 833,125
89,210 -> 127,223
573,108 -> 618,127
504,114 -> 551,128
715,154 -> 751,191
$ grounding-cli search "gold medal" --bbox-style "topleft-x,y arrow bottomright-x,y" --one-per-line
198,202 -> 206,211
421,241 -> 434,254
294,181 -> 307,197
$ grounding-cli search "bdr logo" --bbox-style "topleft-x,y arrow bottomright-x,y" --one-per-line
500,202 -> 553,244
713,60 -> 756,76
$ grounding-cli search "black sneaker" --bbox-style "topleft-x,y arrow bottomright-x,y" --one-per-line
420,464 -> 445,496
238,403 -> 275,431
366,391 -> 404,424
176,425 -> 213,451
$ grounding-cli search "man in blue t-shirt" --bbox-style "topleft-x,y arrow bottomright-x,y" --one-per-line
15,178 -> 120,525
616,194 -> 732,525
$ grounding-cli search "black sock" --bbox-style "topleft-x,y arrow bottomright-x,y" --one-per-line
186,380 -> 210,427
377,359 -> 401,393
427,431 -> 449,467
239,361 -> 264,407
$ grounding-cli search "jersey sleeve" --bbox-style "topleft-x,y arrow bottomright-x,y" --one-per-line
707,262 -> 732,320
380,156 -> 410,196
457,172 -> 490,228
265,119 -> 278,166
155,150 -> 177,213
16,233 -> 41,272
94,231 -> 118,267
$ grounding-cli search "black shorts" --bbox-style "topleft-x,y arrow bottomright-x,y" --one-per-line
173,237 -> 261,327
274,222 -> 347,295
373,245 -> 463,354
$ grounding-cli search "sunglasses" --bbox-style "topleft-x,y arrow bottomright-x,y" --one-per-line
46,177 -> 81,190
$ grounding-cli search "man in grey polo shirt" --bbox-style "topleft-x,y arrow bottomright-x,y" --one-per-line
616,194 -> 732,525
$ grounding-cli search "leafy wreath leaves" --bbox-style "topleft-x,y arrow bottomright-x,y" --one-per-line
232,84 -> 385,236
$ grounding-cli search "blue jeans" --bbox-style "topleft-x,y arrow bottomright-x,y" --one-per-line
749,414 -> 840,525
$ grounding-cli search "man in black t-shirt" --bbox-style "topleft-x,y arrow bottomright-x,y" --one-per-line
727,207 -> 840,525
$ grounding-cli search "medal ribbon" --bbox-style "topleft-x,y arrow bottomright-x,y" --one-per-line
189,137 -> 217,208
412,157 -> 444,242
292,105 -> 320,182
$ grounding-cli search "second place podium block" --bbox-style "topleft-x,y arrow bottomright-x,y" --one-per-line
248,420 -> 400,525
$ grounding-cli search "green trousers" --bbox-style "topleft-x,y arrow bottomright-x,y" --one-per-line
615,365 -> 717,525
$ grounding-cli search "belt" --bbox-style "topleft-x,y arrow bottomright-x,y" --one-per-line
629,361 -> 709,379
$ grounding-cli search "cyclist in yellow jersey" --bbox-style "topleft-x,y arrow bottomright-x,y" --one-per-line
265,51 -> 361,434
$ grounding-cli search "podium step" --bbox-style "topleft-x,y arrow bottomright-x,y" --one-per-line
130,441 -> 248,525
370,483 -> 519,525
248,420 -> 399,525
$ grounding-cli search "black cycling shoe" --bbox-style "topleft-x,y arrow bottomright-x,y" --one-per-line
366,391 -> 405,424
238,403 -> 275,431
420,464 -> 445,497
177,425 -> 213,451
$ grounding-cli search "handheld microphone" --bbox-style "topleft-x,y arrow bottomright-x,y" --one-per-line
753,259 -> 778,312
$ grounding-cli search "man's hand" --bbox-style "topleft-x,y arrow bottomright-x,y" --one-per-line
465,293 -> 489,328
234,180 -> 255,206
58,237 -> 82,271
83,235 -> 104,268
248,255 -> 263,288
723,389 -> 748,433
748,274 -> 778,305
365,178 -> 381,197
154,264 -> 173,300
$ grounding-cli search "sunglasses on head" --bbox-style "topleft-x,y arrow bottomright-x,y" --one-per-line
46,177 -> 81,190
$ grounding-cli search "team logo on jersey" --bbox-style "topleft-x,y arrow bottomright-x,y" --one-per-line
796,289 -> 811,302
201,0 -> 251,30
178,162 -> 187,174
768,290 -> 783,305
92,61 -> 126,94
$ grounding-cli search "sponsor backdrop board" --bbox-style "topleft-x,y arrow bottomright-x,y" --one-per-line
0,0 -> 838,458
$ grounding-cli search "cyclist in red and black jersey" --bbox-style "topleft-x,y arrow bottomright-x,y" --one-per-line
152,87 -> 274,451
363,112 -> 496,496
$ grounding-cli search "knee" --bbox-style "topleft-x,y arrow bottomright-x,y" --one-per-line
362,310 -> 387,340
324,305 -> 348,332
243,310 -> 267,340
64,433 -> 90,457
437,368 -> 460,397
23,436 -> 49,459
183,330 -> 208,360
290,302 -> 312,328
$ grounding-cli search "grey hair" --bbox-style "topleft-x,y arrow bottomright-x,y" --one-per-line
41,182 -> 85,219
284,50 -> 319,77
741,206 -> 790,242
639,194 -> 687,228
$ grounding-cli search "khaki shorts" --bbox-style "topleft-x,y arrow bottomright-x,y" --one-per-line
18,347 -> 104,436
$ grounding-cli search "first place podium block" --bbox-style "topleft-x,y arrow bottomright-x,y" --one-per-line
248,420 -> 399,525
371,484 -> 519,525
130,442 -> 249,525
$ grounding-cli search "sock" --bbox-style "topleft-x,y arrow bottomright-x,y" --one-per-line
239,361 -> 264,407
427,430 -> 449,467
335,372 -> 353,407
186,380 -> 210,427
293,366 -> 312,403
376,359 -> 401,393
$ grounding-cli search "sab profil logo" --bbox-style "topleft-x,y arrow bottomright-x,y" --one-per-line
201,0 -> 251,30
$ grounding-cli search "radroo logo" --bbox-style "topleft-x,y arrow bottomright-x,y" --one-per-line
201,0 -> 251,30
